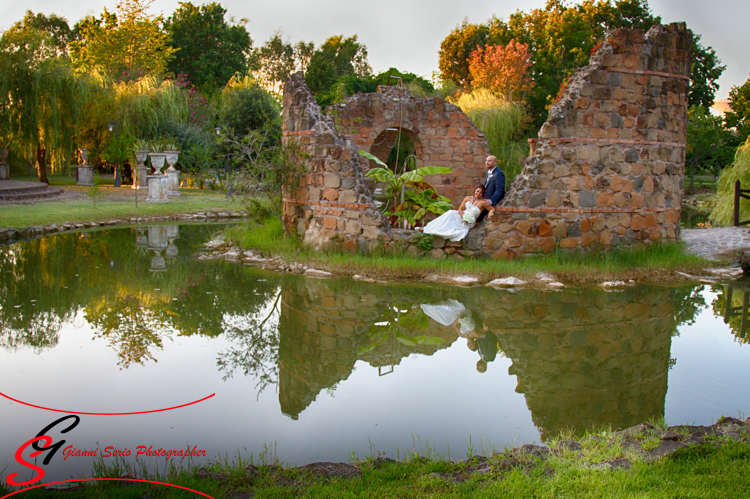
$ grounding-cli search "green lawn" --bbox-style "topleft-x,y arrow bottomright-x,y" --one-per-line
1,188 -> 241,228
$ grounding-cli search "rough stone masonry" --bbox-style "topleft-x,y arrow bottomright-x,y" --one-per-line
281,23 -> 691,258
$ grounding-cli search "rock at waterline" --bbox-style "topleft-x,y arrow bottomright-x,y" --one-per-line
486,276 -> 527,288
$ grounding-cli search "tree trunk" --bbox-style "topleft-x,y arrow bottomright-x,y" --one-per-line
35,145 -> 49,184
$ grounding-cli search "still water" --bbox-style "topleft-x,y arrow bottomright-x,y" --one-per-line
1,225 -> 750,482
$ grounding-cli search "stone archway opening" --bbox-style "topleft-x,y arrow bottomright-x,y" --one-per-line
367,127 -> 422,174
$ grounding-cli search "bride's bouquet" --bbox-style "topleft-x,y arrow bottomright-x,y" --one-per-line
462,211 -> 476,225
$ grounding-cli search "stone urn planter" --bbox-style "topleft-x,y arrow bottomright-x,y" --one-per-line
135,227 -> 148,249
0,148 -> 9,180
149,250 -> 168,273
77,148 -> 94,186
148,152 -> 167,174
133,149 -> 150,190
164,150 -> 181,196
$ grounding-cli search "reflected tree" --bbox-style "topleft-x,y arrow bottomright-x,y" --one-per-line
671,284 -> 707,329
216,289 -> 282,393
711,281 -> 750,344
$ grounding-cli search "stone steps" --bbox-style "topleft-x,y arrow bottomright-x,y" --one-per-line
0,181 -> 65,203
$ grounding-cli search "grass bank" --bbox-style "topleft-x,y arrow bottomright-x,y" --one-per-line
3,420 -> 749,498
1,188 -> 240,229
225,218 -> 715,285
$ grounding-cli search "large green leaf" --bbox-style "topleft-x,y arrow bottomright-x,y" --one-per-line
358,149 -> 388,168
365,167 -> 394,182
415,166 -> 453,176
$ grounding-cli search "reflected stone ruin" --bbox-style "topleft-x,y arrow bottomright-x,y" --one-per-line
275,277 -> 675,435
281,23 -> 691,258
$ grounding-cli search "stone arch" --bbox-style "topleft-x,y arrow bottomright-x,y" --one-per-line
367,125 -> 423,172
330,85 -> 491,204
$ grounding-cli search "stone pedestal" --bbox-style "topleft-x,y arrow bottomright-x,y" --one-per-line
146,175 -> 168,203
0,148 -> 9,180
77,165 -> 94,186
133,166 -> 149,190
166,167 -> 181,196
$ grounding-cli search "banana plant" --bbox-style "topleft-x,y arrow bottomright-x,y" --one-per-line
360,149 -> 452,217
389,181 -> 453,228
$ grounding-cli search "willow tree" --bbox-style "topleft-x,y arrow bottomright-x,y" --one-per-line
113,76 -> 188,139
0,20 -> 97,183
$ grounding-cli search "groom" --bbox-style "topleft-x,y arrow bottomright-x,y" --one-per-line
477,155 -> 505,222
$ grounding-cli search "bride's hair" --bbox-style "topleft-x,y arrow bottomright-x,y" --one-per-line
474,185 -> 486,197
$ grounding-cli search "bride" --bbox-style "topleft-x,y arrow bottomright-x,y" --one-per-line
420,185 -> 494,241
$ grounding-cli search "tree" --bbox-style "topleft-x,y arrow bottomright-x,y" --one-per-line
165,2 -> 252,92
304,35 -> 371,95
69,0 -> 175,81
0,18 -> 95,183
253,31 -> 295,99
252,31 -> 314,100
685,106 -> 738,189
223,128 -> 303,236
726,75 -> 750,143
4,11 -> 72,58
689,36 -> 725,109
468,39 -> 533,99
438,0 -> 660,128
219,77 -> 281,144
710,136 -> 750,227
438,18 -> 507,88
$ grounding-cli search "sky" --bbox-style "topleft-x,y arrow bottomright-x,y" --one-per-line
0,0 -> 747,100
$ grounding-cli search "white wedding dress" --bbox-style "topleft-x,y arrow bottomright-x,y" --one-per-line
422,202 -> 481,242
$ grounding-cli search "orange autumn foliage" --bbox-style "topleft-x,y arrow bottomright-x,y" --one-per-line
468,39 -> 533,99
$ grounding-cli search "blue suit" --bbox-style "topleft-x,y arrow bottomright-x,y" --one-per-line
484,167 -> 505,206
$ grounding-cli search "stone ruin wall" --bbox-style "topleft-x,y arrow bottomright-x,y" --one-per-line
281,73 -> 490,254
281,23 -> 691,257
282,73 -> 390,253
483,23 -> 691,258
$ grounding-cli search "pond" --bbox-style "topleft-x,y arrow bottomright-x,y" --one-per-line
2,225 -> 750,483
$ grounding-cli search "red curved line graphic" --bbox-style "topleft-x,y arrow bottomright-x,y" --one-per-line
0,391 -> 215,415
1,478 -> 215,498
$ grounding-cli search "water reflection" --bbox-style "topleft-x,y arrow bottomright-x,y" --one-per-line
712,279 -> 750,343
272,278 -> 700,437
0,226 -> 715,439
0,225 -> 278,365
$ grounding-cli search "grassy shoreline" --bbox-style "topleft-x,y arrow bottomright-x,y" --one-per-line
224,218 -> 722,286
0,189 -> 728,285
3,418 -> 749,498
